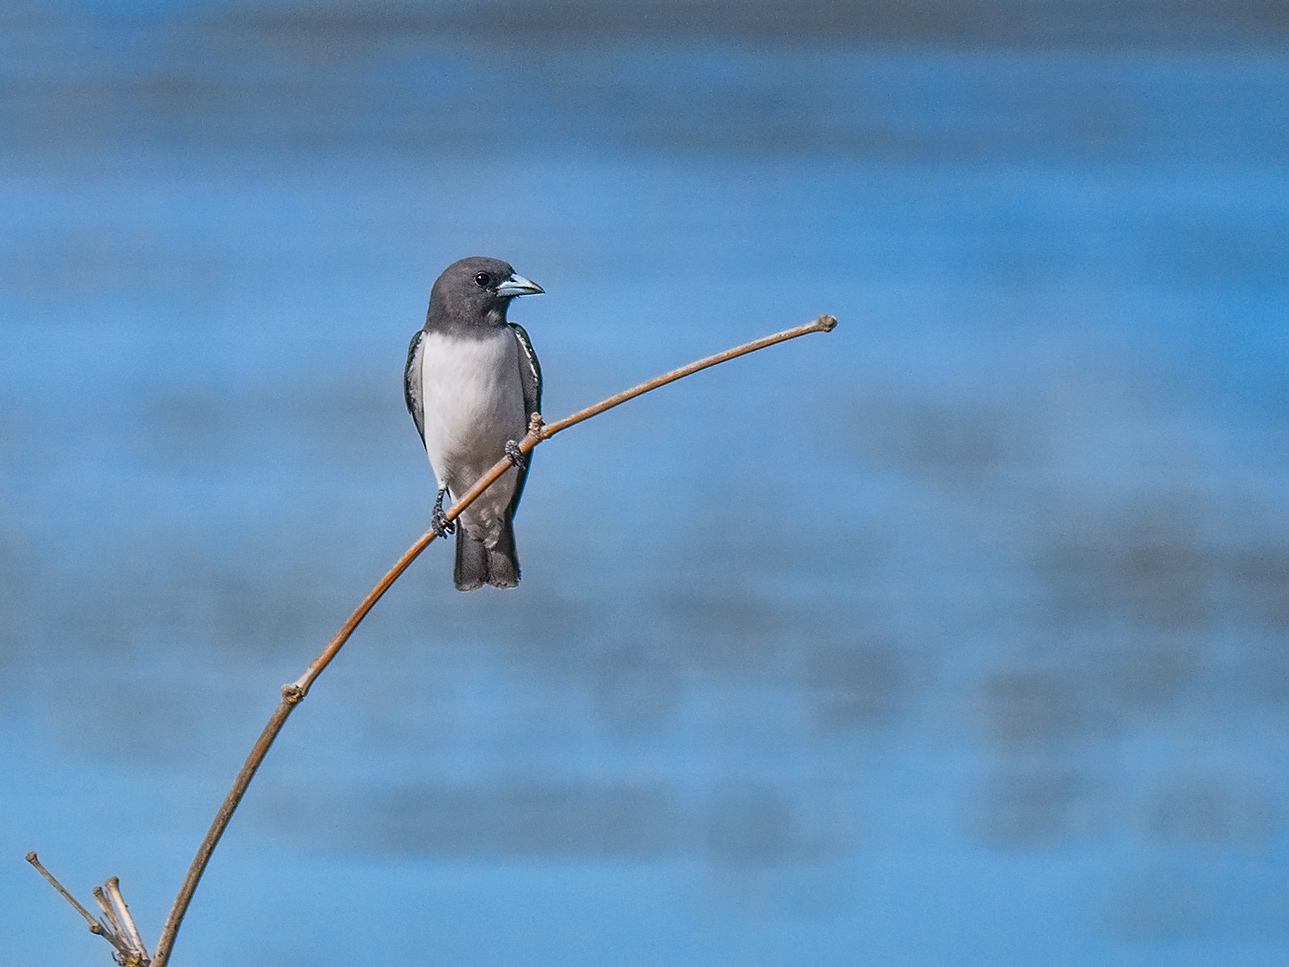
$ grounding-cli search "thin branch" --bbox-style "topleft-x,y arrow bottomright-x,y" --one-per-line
539,312 -> 837,437
139,313 -> 836,967
152,698 -> 296,965
26,852 -> 105,935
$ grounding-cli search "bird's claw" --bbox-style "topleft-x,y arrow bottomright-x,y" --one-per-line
505,439 -> 526,470
432,490 -> 455,537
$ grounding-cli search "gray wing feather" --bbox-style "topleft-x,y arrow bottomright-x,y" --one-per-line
403,328 -> 426,447
508,322 -> 542,419
506,322 -> 542,513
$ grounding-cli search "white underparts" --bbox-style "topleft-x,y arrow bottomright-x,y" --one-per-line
418,328 -> 527,545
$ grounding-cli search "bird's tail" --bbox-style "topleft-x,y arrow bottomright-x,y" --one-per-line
454,520 -> 520,591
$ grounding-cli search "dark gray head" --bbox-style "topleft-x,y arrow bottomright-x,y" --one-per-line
425,256 -> 543,333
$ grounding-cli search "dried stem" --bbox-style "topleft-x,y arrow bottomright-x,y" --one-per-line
91,892 -> 119,933
26,853 -> 137,962
26,852 -> 104,936
92,886 -> 123,937
106,876 -> 149,959
68,313 -> 836,967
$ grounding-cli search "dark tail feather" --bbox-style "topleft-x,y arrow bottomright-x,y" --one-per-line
453,519 -> 521,591
486,518 -> 520,589
454,529 -> 488,591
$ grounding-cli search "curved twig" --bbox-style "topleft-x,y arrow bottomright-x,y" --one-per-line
86,313 -> 835,967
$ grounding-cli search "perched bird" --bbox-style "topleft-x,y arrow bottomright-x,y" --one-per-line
404,256 -> 544,590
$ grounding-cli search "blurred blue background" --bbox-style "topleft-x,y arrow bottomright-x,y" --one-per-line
2,1 -> 1288,964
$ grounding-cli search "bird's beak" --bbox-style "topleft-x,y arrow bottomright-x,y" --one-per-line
495,273 -> 544,298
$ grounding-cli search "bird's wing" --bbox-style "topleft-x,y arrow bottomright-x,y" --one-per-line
508,322 -> 543,420
506,322 -> 543,514
403,328 -> 426,448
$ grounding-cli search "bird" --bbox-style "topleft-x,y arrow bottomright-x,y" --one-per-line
403,256 -> 544,590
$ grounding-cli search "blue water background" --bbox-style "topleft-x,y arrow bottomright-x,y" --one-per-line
2,2 -> 1288,964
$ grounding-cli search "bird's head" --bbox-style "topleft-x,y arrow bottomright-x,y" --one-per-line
426,256 -> 544,331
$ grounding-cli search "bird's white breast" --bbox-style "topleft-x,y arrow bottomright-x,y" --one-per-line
418,328 -> 526,493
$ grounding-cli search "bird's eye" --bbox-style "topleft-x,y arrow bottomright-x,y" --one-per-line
474,273 -> 492,288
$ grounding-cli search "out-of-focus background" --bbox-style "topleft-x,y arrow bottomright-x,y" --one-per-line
2,1 -> 1287,963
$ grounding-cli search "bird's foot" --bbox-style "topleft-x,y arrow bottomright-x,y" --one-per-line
432,509 -> 454,538
504,439 -> 526,471
432,489 -> 455,537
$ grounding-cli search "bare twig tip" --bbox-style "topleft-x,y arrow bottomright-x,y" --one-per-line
26,850 -> 37,863
816,313 -> 838,332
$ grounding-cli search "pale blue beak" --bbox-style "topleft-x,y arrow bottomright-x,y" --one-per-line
495,273 -> 544,298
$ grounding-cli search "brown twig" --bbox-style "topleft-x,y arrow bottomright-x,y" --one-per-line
51,313 -> 836,967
